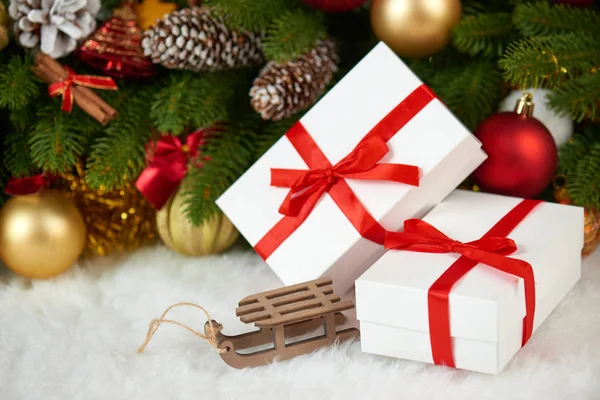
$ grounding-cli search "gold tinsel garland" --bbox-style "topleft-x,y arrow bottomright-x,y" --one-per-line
57,162 -> 157,256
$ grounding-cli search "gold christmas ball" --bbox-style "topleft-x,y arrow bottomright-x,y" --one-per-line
370,0 -> 462,57
156,188 -> 239,256
0,191 -> 86,279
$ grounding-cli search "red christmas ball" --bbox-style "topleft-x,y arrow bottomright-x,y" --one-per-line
472,111 -> 558,199
303,0 -> 368,12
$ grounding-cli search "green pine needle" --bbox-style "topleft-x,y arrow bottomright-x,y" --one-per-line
500,33 -> 600,89
3,127 -> 32,177
0,55 -> 40,111
150,71 -> 238,135
182,111 -> 261,225
28,105 -> 91,173
262,10 -> 327,62
429,58 -> 503,131
513,1 -> 600,37
452,12 -> 515,57
205,0 -> 295,32
548,72 -> 600,122
85,85 -> 155,190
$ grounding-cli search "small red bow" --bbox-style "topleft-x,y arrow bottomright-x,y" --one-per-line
4,174 -> 48,196
271,135 -> 420,217
385,217 -> 536,367
48,67 -> 118,113
136,128 -> 218,210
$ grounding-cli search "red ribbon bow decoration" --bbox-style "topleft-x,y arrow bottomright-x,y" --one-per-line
385,199 -> 542,368
4,174 -> 48,196
136,128 -> 214,210
272,135 -> 420,217
48,67 -> 118,113
254,84 -> 436,260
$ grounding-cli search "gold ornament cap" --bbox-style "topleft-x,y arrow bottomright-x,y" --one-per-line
515,92 -> 535,117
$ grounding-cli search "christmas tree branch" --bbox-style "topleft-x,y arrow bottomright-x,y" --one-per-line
85,85 -> 155,190
513,1 -> 600,37
500,32 -> 600,88
548,72 -> 600,122
3,126 -> 32,177
183,111 -> 261,225
150,71 -> 238,135
452,12 -> 515,56
263,9 -> 327,62
428,58 -> 502,130
205,0 -> 295,31
28,105 -> 95,173
0,55 -> 40,111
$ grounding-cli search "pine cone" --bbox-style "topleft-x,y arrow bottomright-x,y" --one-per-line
250,39 -> 338,121
8,0 -> 100,59
142,7 -> 264,72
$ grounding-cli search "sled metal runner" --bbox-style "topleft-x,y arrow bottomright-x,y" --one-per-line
206,277 -> 360,368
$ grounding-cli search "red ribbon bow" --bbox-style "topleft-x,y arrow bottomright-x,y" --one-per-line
272,135 -> 420,217
48,67 -> 118,113
136,129 -> 210,210
385,199 -> 542,368
254,84 -> 436,260
4,174 -> 48,196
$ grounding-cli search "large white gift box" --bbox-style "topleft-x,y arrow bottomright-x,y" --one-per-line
356,190 -> 584,374
217,42 -> 486,294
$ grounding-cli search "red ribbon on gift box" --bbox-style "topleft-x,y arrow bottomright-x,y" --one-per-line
385,199 -> 542,368
255,84 -> 436,260
48,67 -> 118,113
136,127 -> 219,210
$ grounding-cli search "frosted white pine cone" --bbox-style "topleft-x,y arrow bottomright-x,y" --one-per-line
8,0 -> 101,58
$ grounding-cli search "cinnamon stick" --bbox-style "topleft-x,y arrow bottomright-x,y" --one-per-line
32,53 -> 118,125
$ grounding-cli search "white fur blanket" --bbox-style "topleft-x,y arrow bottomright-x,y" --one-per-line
0,245 -> 598,400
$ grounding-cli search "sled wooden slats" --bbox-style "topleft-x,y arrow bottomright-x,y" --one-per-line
211,277 -> 360,369
234,277 -> 352,328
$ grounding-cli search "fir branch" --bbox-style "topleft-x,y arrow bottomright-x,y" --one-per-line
513,1 -> 600,37
85,85 -> 155,190
205,0 -> 295,32
182,112 -> 261,225
254,117 -> 295,159
0,55 -> 40,111
452,12 -> 514,57
3,127 -> 32,177
150,71 -> 238,135
548,72 -> 600,122
566,141 -> 600,209
262,9 -> 327,62
499,33 -> 600,89
28,105 -> 92,173
429,58 -> 503,130
558,131 -> 593,173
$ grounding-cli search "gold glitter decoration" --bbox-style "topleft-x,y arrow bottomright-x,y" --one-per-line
56,162 -> 157,256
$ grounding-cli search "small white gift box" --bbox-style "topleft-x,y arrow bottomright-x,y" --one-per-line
356,190 -> 584,374
217,42 -> 486,294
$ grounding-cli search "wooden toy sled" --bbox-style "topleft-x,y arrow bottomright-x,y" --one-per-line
205,277 -> 360,368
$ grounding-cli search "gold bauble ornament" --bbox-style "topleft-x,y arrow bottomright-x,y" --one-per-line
0,3 -> 9,51
157,188 -> 239,256
0,191 -> 86,279
370,0 -> 461,57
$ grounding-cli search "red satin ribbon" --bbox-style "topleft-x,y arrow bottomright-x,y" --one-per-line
254,84 -> 436,260
136,129 -> 212,210
48,67 -> 118,113
385,199 -> 542,368
4,174 -> 47,195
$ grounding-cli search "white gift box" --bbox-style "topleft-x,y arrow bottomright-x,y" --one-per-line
217,42 -> 486,294
356,190 -> 584,374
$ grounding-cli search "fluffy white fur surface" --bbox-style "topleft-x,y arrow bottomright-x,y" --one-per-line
0,245 -> 599,400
